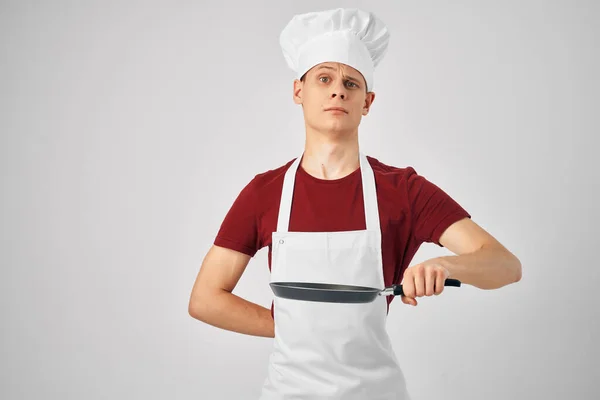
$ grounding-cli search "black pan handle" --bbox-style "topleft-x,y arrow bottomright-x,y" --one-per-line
392,278 -> 461,296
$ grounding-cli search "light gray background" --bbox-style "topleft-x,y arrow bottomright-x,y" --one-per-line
1,1 -> 598,399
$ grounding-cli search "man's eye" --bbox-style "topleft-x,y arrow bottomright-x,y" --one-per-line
346,81 -> 358,88
319,77 -> 329,82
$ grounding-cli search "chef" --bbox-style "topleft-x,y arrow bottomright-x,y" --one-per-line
188,8 -> 522,400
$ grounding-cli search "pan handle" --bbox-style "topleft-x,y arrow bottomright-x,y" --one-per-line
391,278 -> 461,296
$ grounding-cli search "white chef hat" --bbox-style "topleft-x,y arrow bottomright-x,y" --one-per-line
279,8 -> 390,91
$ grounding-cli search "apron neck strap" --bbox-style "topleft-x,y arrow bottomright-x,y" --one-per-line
276,151 -> 380,233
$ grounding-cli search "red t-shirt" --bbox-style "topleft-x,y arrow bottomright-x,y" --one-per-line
214,155 -> 471,315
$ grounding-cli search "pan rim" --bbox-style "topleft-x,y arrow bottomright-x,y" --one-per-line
270,281 -> 379,293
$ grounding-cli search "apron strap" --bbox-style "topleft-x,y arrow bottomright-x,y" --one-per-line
358,152 -> 381,233
276,152 -> 380,233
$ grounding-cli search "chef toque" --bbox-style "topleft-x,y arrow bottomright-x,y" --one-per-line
279,8 -> 390,91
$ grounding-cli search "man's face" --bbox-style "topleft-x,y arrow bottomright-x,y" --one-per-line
293,62 -> 375,135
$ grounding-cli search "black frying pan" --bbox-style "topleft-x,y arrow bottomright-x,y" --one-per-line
270,279 -> 461,304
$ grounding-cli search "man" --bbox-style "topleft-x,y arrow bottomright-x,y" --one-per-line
188,8 -> 522,400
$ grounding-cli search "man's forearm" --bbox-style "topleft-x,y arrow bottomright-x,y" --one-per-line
437,245 -> 522,290
190,290 -> 275,338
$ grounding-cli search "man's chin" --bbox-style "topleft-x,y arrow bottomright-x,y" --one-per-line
305,117 -> 359,135
318,124 -> 357,136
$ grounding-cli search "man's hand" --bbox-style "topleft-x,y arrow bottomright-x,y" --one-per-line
400,259 -> 450,306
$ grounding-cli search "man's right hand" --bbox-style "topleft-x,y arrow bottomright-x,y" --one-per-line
188,245 -> 275,338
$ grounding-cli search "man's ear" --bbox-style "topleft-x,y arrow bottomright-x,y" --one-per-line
362,92 -> 376,116
293,79 -> 303,105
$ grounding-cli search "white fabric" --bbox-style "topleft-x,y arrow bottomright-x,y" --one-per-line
259,152 -> 411,400
279,8 -> 390,91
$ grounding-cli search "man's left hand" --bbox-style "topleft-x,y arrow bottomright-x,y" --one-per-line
400,259 -> 450,306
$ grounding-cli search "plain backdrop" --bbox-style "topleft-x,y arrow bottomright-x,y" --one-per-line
1,1 -> 598,399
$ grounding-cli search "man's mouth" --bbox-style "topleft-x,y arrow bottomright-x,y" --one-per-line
324,107 -> 348,114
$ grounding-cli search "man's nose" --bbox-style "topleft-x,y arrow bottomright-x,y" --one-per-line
330,79 -> 348,100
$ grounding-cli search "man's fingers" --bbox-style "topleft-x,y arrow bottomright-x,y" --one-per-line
414,268 -> 425,297
400,273 -> 417,306
401,264 -> 449,303
402,272 -> 415,299
401,295 -> 417,306
425,268 -> 436,296
435,269 -> 446,295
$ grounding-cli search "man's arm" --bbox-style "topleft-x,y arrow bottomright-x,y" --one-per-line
188,245 -> 274,338
436,217 -> 522,289
400,217 -> 522,305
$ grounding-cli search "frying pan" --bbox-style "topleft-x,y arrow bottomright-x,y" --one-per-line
270,279 -> 461,304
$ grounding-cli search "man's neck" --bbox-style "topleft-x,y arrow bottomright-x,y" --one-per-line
301,129 -> 360,180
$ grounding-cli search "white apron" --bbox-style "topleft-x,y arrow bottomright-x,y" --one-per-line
259,152 -> 411,400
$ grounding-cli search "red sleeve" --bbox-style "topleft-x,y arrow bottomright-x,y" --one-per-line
407,167 -> 471,247
213,177 -> 261,257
